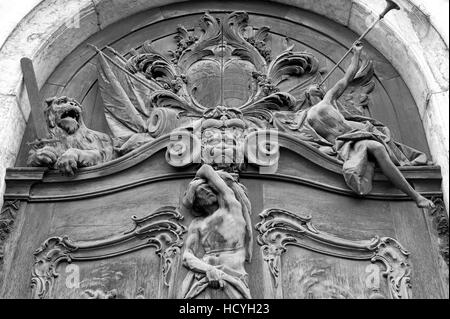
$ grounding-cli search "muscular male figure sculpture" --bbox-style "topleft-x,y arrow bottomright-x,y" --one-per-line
180,164 -> 252,299
304,41 -> 434,209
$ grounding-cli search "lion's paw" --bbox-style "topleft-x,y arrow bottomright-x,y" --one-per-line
28,146 -> 58,167
77,152 -> 99,167
56,149 -> 79,176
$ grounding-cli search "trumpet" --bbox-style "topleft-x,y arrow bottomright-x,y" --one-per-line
318,0 -> 400,86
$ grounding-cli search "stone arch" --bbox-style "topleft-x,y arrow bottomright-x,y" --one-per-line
0,0 -> 448,208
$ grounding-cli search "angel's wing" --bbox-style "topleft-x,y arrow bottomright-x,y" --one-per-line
241,92 -> 296,128
336,60 -> 375,117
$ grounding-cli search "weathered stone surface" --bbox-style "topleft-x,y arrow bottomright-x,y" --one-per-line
0,0 -> 42,49
0,95 -> 26,206
0,0 -> 98,94
0,0 -> 448,212
93,0 -> 187,29
275,0 -> 353,25
423,90 -> 450,209
409,0 -> 449,47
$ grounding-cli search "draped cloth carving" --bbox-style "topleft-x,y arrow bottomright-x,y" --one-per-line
273,105 -> 428,195
91,11 -> 430,201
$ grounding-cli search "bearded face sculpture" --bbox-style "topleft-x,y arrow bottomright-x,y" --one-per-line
27,96 -> 115,175
199,106 -> 247,171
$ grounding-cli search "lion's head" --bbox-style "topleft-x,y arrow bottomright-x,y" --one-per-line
45,96 -> 84,135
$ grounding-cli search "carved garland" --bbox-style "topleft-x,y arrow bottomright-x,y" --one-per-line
31,206 -> 186,299
255,208 -> 412,299
0,200 -> 21,262
429,197 -> 449,267
0,200 -> 21,278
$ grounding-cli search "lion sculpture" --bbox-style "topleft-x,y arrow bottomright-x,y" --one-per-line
27,96 -> 115,175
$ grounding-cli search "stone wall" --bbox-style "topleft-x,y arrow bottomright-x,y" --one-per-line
0,0 -> 448,209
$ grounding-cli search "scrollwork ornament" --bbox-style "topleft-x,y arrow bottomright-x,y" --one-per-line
31,207 -> 186,299
0,200 -> 21,262
261,244 -> 285,288
256,208 -> 412,299
0,200 -> 22,285
161,246 -> 180,287
430,196 -> 449,267
371,237 -> 412,299
31,236 -> 77,299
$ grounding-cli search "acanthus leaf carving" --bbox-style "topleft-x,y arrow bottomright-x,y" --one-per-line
31,236 -> 77,299
29,11 -> 334,174
245,26 -> 272,63
371,237 -> 412,299
267,50 -> 320,87
169,25 -> 198,64
27,10 -> 432,210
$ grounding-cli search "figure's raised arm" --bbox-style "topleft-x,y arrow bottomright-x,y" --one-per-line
182,177 -> 206,209
323,41 -> 363,102
196,164 -> 235,203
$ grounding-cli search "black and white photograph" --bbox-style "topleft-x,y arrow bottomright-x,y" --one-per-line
0,0 -> 448,307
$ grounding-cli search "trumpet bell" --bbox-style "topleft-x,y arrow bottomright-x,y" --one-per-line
380,0 -> 401,18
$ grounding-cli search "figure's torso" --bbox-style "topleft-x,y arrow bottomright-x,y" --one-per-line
198,207 -> 247,272
306,100 -> 365,143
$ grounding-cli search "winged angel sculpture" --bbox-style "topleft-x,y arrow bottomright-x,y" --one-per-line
88,11 -> 432,208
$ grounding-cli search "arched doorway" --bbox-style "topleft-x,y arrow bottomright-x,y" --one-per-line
0,0 -> 448,299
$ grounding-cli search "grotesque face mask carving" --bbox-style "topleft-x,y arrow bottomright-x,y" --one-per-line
200,106 -> 247,171
201,127 -> 244,164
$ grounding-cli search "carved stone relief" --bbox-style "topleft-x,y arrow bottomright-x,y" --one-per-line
21,11 -> 435,210
31,206 -> 186,299
83,288 -> 118,299
255,208 -> 412,299
27,197 -> 417,299
16,10 -> 445,300
27,97 -> 115,175
179,164 -> 253,299
0,200 -> 21,277
429,197 -> 449,268
427,196 -> 449,294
